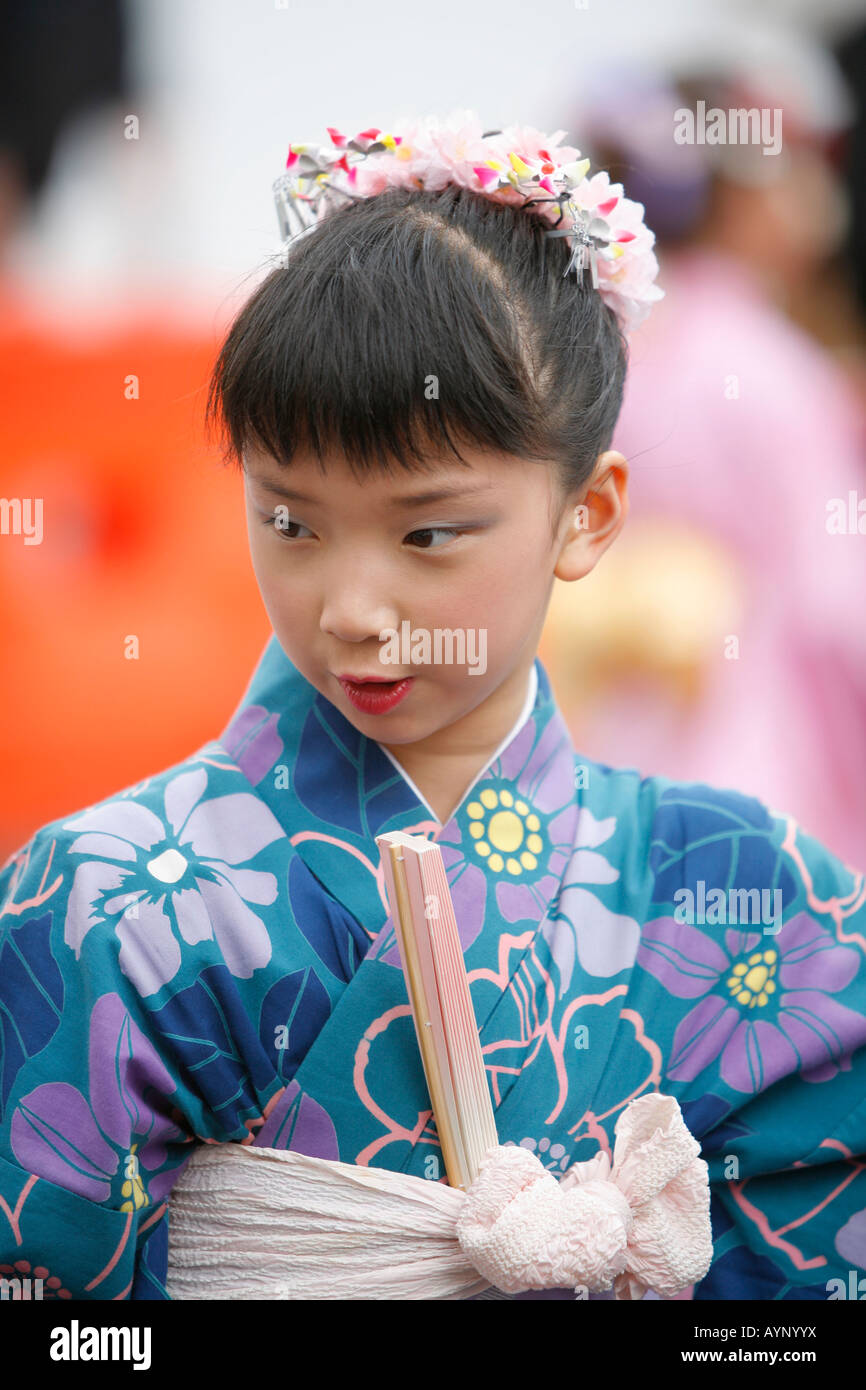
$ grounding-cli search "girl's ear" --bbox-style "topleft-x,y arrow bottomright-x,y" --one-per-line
554,450 -> 629,582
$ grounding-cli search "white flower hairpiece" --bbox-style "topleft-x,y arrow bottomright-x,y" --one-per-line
272,109 -> 664,335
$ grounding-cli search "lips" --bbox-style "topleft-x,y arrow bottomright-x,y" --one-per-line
337,674 -> 415,714
337,674 -> 411,684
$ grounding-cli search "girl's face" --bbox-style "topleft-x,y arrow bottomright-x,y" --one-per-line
242,442 -> 627,748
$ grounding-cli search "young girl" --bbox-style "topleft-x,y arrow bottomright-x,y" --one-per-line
1,113 -> 864,1302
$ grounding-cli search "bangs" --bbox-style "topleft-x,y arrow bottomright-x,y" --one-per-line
206,185 -> 579,480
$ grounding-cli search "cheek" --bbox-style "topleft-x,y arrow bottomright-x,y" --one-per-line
406,540 -> 550,672
246,523 -> 277,593
245,523 -> 304,623
434,529 -> 551,621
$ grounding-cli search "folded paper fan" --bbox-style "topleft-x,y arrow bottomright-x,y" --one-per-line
375,831 -> 499,1189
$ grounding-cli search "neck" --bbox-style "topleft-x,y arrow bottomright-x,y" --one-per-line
379,657 -> 535,824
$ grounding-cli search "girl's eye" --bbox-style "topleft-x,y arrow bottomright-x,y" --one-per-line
404,526 -> 464,550
262,513 -> 313,540
259,513 -> 467,548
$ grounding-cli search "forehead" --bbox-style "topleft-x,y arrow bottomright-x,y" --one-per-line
241,444 -> 536,505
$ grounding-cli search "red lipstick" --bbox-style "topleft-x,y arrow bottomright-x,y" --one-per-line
337,674 -> 415,714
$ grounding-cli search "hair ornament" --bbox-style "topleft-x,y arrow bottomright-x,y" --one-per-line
272,110 -> 663,334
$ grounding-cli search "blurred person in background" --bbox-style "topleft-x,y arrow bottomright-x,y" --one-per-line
836,19 -> 866,350
0,1 -> 266,858
541,22 -> 866,868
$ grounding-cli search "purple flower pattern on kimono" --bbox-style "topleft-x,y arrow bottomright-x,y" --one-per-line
638,912 -> 863,1092
61,766 -> 283,996
835,1206 -> 866,1270
10,993 -> 186,1209
221,702 -> 284,787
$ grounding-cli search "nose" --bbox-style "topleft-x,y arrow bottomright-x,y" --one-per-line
319,576 -> 400,646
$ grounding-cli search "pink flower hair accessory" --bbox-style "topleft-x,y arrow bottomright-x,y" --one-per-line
272,109 -> 664,335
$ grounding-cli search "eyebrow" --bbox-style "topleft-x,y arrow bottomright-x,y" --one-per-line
246,477 -> 493,508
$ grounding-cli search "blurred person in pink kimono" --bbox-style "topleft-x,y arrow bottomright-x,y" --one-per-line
541,37 -> 866,870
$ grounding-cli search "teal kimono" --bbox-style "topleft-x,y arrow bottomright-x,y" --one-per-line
1,636 -> 865,1300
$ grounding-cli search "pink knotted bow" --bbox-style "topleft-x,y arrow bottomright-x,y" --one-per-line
456,1092 -> 713,1299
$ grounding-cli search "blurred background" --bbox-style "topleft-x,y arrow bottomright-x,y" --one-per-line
1,0 -> 865,865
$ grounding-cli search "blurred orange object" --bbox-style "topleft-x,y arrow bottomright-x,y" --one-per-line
0,280 -> 269,856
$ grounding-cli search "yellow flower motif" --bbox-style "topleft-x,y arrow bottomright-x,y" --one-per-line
508,151 -> 532,178
726,949 -> 778,1010
465,789 -> 545,876
120,1144 -> 150,1213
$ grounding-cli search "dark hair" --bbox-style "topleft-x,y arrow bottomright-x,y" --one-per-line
206,182 -> 628,504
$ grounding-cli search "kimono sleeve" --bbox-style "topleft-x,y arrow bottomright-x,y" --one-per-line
0,825 -> 195,1301
642,784 -> 866,1300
